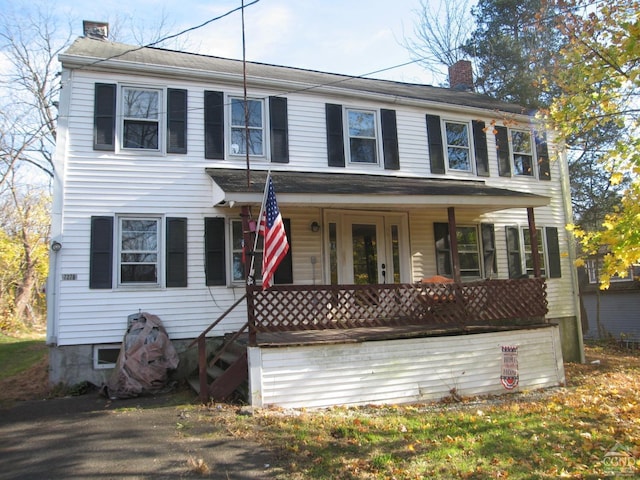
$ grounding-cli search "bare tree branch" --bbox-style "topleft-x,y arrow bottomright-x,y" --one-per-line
402,0 -> 474,83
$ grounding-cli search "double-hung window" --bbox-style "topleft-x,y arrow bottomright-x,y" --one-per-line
444,121 -> 472,172
230,219 -> 263,283
506,226 -> 561,279
434,223 -> 483,279
586,259 -> 636,284
230,97 -> 265,156
122,87 -> 160,150
511,129 -> 534,176
523,228 -> 545,277
118,217 -> 161,285
93,83 -> 187,154
347,108 -> 378,164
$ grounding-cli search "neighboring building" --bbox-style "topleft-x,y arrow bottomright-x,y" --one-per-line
579,259 -> 640,344
46,25 -> 582,407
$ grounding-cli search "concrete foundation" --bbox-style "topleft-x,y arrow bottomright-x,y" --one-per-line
48,337 -> 224,388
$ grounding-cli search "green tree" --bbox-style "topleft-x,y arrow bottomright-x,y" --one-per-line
0,179 -> 50,332
549,0 -> 640,287
462,0 -> 563,110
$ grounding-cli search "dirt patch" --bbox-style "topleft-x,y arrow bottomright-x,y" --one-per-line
0,355 -> 50,405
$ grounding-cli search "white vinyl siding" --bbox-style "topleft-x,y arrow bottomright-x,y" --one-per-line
51,67 -> 575,349
249,326 -> 565,408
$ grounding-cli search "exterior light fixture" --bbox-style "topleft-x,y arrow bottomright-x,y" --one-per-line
310,221 -> 320,233
51,241 -> 62,252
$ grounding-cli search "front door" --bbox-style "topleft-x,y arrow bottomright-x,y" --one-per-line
348,218 -> 384,284
326,212 -> 408,285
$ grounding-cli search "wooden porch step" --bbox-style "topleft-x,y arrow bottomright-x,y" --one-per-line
188,335 -> 249,402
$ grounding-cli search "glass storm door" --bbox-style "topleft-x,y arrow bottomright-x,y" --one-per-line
327,212 -> 408,285
346,217 -> 387,284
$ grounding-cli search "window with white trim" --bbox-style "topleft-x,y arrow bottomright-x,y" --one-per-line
230,97 -> 265,157
118,217 -> 161,285
93,345 -> 121,369
586,259 -> 635,284
444,121 -> 472,172
511,129 -> 534,176
346,108 -> 378,164
434,223 -> 483,279
523,228 -> 546,277
121,87 -> 161,150
230,219 -> 263,283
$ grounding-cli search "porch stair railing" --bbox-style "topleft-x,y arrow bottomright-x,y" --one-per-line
187,294 -> 249,403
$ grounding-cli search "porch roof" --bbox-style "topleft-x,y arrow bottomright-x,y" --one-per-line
206,168 -> 549,212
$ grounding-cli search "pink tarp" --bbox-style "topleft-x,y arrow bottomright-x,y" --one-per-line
103,312 -> 179,399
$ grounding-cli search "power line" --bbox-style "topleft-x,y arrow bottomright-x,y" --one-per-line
74,1 -> 261,71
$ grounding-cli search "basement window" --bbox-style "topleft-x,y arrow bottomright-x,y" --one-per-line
93,344 -> 121,369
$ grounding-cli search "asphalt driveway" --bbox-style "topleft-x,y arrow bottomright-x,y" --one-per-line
0,391 -> 277,479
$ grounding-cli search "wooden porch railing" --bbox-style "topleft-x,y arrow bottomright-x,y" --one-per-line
246,278 -> 548,345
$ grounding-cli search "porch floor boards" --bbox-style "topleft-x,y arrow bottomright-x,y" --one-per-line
249,323 -> 552,348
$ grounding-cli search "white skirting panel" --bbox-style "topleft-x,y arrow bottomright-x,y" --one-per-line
248,326 -> 565,409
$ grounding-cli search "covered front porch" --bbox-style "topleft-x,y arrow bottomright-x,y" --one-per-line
192,168 -> 565,407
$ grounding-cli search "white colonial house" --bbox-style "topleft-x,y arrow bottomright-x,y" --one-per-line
47,23 -> 582,408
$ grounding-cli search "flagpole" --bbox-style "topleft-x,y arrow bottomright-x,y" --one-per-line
247,171 -> 271,285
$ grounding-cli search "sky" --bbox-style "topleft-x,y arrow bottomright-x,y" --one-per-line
11,0 -> 450,86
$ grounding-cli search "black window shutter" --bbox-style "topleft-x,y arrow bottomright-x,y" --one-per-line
94,83 -> 116,151
269,96 -> 289,163
495,126 -> 511,177
546,226 -> 562,278
505,226 -> 523,278
167,89 -> 187,154
204,217 -> 226,286
204,91 -> 225,160
473,120 -> 489,177
166,217 -> 187,287
536,131 -> 551,181
481,223 -> 497,277
274,218 -> 293,284
426,114 -> 445,174
381,109 -> 400,170
326,103 -> 345,167
433,222 -> 452,276
90,216 -> 113,289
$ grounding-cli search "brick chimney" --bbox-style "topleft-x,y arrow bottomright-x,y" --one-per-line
448,60 -> 474,91
83,20 -> 109,40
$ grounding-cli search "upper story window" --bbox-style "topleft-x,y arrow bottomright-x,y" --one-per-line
93,83 -> 187,154
495,126 -> 551,180
426,115 -> 489,177
444,121 -> 472,172
347,108 -> 378,164
122,87 -> 160,150
230,97 -> 265,157
511,129 -> 534,176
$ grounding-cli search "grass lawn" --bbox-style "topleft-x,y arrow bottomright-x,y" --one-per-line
0,332 -> 47,380
1,333 -> 638,478
201,342 -> 640,479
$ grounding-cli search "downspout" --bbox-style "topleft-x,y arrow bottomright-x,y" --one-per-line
557,138 -> 586,363
46,69 -> 72,346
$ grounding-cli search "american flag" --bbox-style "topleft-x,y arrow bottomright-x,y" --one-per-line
259,176 -> 289,289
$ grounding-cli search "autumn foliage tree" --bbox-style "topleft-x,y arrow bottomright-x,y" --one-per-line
546,0 -> 640,287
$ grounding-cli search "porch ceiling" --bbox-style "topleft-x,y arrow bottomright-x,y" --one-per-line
206,168 -> 550,212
